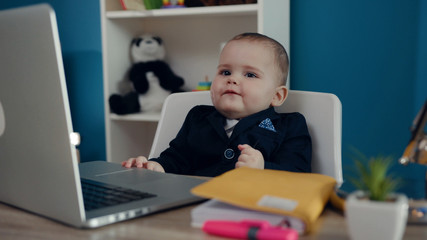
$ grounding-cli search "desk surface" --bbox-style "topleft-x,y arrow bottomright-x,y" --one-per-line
0,202 -> 426,240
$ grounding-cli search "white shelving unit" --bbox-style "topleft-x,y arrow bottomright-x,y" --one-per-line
100,0 -> 290,163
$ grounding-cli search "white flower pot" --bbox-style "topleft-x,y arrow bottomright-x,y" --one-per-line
346,190 -> 409,240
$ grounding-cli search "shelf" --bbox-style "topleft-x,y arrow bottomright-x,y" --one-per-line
106,4 -> 258,19
110,112 -> 161,122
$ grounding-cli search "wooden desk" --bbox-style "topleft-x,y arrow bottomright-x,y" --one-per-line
0,202 -> 426,240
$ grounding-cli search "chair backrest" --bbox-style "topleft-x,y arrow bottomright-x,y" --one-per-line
278,90 -> 343,185
149,90 -> 343,185
149,91 -> 213,159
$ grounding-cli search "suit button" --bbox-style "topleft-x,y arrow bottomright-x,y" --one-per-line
224,148 -> 235,159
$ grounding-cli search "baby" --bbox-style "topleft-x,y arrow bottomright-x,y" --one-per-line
122,32 -> 311,177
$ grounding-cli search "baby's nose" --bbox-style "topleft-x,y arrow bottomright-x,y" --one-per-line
227,78 -> 237,85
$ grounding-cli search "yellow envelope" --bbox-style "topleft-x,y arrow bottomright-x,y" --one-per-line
191,167 -> 336,233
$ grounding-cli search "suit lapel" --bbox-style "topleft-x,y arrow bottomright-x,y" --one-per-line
206,107 -> 279,142
231,107 -> 279,140
207,110 -> 229,141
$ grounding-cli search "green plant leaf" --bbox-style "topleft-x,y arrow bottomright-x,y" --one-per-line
348,150 -> 401,201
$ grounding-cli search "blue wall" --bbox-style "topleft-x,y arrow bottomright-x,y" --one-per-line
290,0 -> 424,175
416,0 -> 427,114
1,1 -> 426,180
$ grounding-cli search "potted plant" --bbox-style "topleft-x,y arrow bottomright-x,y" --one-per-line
345,153 -> 408,240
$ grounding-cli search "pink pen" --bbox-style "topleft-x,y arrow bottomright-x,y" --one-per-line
202,219 -> 298,240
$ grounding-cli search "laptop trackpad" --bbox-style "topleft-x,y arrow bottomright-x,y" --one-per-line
79,161 -> 205,196
80,161 -> 168,184
98,168 -> 170,185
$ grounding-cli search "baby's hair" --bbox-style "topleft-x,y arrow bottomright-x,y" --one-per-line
229,32 -> 289,86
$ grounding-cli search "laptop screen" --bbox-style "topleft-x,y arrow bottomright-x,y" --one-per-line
0,4 -> 85,226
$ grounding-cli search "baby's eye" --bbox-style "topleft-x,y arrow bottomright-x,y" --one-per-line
220,70 -> 231,76
245,72 -> 257,78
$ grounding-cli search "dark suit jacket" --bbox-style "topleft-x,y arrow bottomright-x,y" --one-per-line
151,106 -> 312,177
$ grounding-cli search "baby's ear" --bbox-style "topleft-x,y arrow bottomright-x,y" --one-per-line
271,86 -> 288,107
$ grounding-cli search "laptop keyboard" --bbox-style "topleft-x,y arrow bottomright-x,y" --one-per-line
81,178 -> 157,211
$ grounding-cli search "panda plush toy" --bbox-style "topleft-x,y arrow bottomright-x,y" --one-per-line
109,34 -> 184,115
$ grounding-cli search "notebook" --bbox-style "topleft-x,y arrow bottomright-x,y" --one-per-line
0,4 -> 205,228
191,199 -> 306,234
191,167 -> 337,233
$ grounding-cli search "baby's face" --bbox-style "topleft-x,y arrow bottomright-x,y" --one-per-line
210,40 -> 282,119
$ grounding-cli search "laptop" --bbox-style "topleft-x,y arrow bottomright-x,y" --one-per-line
0,4 -> 205,228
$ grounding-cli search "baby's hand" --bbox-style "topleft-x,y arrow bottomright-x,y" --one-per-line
122,156 -> 165,173
235,144 -> 264,169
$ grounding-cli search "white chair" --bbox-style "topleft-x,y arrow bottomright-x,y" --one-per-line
149,90 -> 343,185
